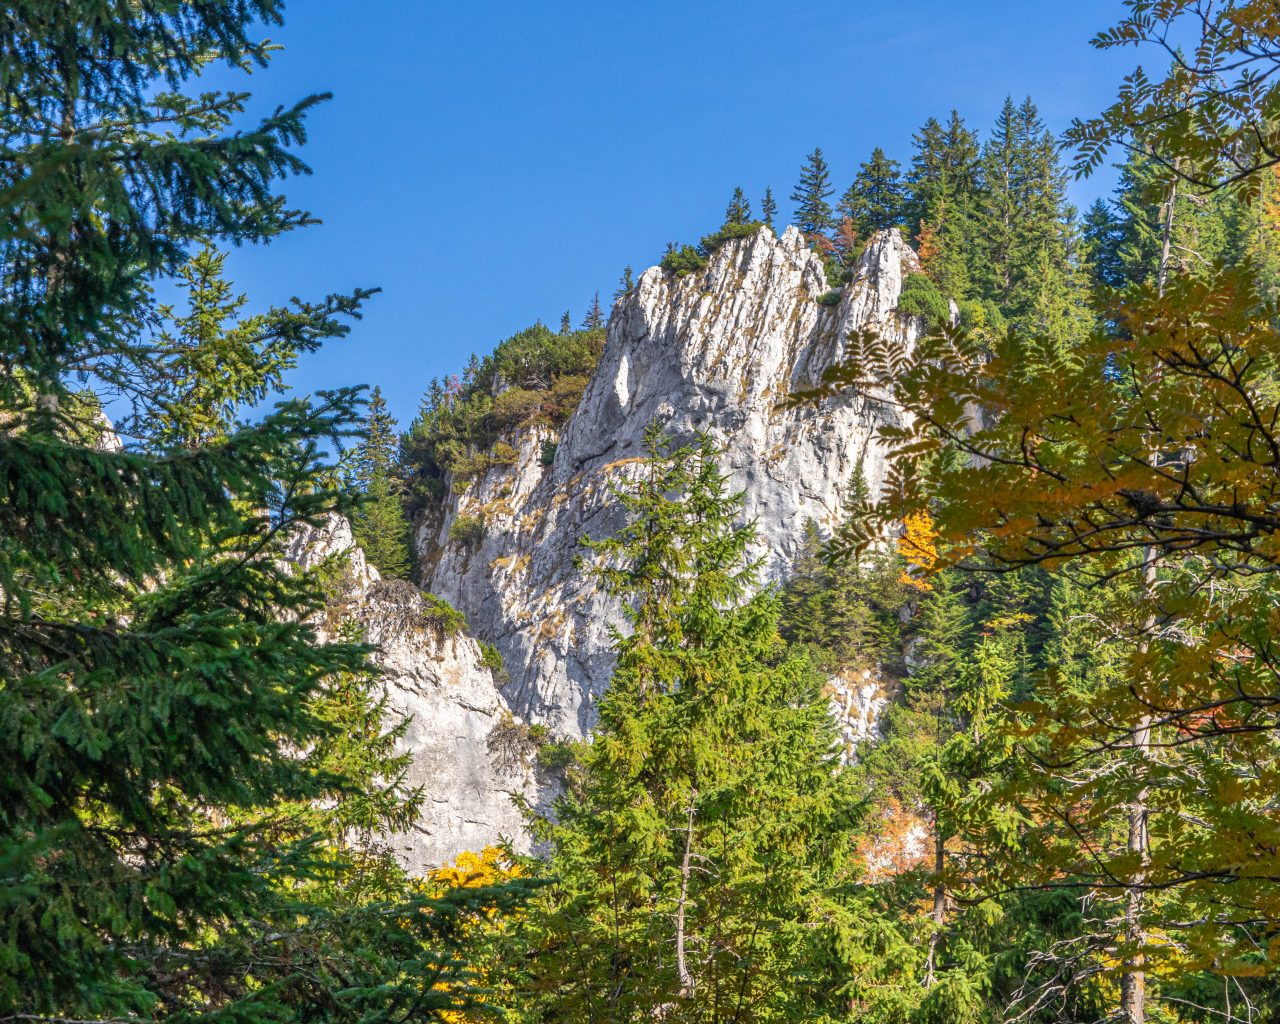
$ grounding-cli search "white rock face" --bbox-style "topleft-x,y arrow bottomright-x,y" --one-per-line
827,668 -> 894,762
287,515 -> 537,872
420,227 -> 924,741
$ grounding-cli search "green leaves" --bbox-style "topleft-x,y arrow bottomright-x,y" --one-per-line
1066,2 -> 1280,195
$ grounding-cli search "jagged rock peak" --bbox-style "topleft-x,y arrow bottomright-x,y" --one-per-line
421,225 -> 928,742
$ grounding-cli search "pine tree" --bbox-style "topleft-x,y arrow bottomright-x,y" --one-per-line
1082,197 -> 1126,291
581,291 -> 605,330
904,111 -> 981,298
351,386 -> 413,578
762,186 -> 778,229
559,309 -> 571,333
725,186 -> 752,225
975,96 -> 1089,354
840,147 -> 906,237
0,6 -> 502,1017
791,147 -> 835,238
613,265 -> 635,301
520,427 -> 859,1022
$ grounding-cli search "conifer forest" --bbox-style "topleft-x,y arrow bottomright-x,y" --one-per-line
12,3 -> 1280,1023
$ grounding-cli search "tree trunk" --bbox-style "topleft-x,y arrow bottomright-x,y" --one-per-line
923,828 -> 946,988
1120,171 -> 1179,1024
1121,548 -> 1159,1024
1156,166 -> 1179,297
675,792 -> 697,1000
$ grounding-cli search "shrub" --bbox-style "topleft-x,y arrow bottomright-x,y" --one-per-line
898,272 -> 951,329
402,321 -> 607,516
817,289 -> 843,307
537,739 -> 579,772
661,221 -> 766,279
958,297 -> 1008,341
488,710 -> 532,769
478,640 -> 505,674
422,592 -> 468,635
540,439 -> 558,466
548,373 -> 590,423
490,441 -> 519,467
699,220 -> 764,253
490,386 -> 544,432
660,244 -> 707,277
449,450 -> 492,489
448,513 -> 486,545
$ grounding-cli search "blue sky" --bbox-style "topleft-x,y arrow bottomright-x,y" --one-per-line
215,1 -> 1137,428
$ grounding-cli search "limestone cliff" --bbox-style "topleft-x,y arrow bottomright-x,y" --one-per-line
285,514 -> 537,872
419,227 -> 925,742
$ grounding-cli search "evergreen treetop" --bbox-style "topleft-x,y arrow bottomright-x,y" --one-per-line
581,291 -> 605,330
761,185 -> 778,228
791,147 -> 835,238
725,185 -> 752,225
841,146 -> 906,237
350,385 -> 413,578
904,111 -> 981,297
353,386 -> 398,486
613,265 -> 635,301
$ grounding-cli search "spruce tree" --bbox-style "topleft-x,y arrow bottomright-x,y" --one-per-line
351,386 -> 413,578
904,111 -> 981,298
977,97 -> 1023,308
975,96 -> 1089,354
1239,166 -> 1280,304
1082,197 -> 1126,291
521,427 -> 859,1023
762,185 -> 779,229
581,291 -> 605,330
353,386 -> 398,487
724,185 -> 752,225
840,147 -> 906,237
613,265 -> 635,301
791,147 -> 835,238
559,309 -> 572,333
1114,147 -> 1242,290
0,5 -> 501,1017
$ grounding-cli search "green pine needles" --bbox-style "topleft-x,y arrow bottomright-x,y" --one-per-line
350,386 -> 414,578
0,4 -> 522,1019
515,426 -> 862,1023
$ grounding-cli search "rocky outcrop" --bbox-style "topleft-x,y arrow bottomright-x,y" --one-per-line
287,515 -> 537,872
828,668 -> 895,762
419,227 -> 925,741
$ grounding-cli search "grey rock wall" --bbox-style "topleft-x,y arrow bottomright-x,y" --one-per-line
287,514 -> 537,872
420,227 -> 924,741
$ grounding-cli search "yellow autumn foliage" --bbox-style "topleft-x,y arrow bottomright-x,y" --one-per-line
424,847 -> 524,1023
896,509 -> 939,591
